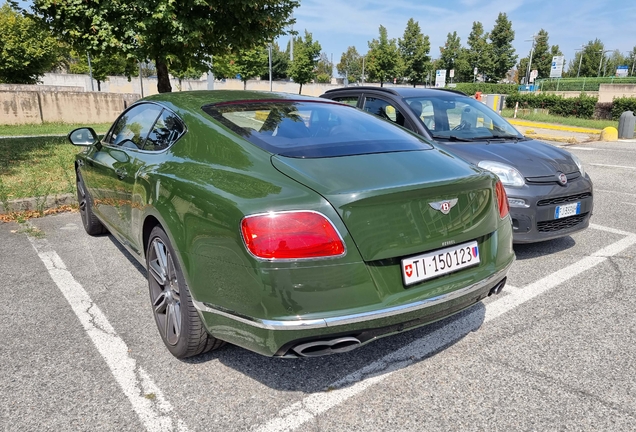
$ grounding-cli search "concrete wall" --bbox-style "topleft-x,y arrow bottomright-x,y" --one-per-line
0,84 -> 84,92
598,84 -> 636,103
38,73 -> 389,97
1,90 -> 140,125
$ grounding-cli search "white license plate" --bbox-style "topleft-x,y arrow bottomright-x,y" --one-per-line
401,241 -> 480,286
555,202 -> 581,219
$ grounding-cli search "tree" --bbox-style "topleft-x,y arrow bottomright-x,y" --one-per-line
489,12 -> 517,82
336,46 -> 363,83
315,52 -> 332,83
366,25 -> 401,87
438,31 -> 462,83
398,18 -> 431,87
32,0 -> 297,93
260,43 -> 289,81
67,50 -> 138,91
235,48 -> 268,89
565,39 -> 605,78
288,30 -> 321,94
516,29 -> 563,83
465,21 -> 494,82
0,3 -> 61,84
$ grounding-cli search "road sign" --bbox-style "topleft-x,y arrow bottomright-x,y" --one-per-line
435,70 -> 447,88
617,65 -> 629,77
550,56 -> 565,78
450,69 -> 455,78
474,67 -> 478,75
530,69 -> 538,83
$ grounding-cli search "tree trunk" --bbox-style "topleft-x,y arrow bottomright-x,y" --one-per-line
156,59 -> 172,93
380,81 -> 384,87
97,80 -> 102,91
298,83 -> 303,94
243,80 -> 247,90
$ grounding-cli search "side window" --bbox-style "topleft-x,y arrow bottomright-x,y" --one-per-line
332,96 -> 359,107
362,97 -> 407,127
408,100 -> 436,130
143,109 -> 185,151
104,104 -> 162,150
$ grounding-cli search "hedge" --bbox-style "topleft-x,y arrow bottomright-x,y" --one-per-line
611,98 -> 636,120
505,93 -> 597,118
452,83 -> 518,96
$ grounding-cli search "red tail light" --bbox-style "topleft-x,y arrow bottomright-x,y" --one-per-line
241,211 -> 345,260
495,180 -> 509,218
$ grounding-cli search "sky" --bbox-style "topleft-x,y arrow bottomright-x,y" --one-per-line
13,0 -> 636,73
286,0 -> 636,71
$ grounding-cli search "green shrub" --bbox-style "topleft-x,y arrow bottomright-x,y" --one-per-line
611,97 -> 636,120
453,83 -> 518,96
505,93 -> 597,118
315,73 -> 331,84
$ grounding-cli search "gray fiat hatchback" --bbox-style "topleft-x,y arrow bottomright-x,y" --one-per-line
321,86 -> 593,244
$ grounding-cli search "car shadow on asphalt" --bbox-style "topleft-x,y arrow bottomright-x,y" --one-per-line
107,232 -> 487,393
183,303 -> 487,393
513,235 -> 576,260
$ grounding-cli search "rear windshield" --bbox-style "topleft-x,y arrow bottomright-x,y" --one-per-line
202,101 -> 433,158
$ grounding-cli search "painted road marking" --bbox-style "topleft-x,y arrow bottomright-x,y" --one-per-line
255,226 -> 636,432
28,236 -> 187,432
590,163 -> 636,170
567,147 -> 598,151
595,189 -> 636,199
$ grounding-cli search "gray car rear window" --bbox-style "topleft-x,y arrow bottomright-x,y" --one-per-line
202,101 -> 434,158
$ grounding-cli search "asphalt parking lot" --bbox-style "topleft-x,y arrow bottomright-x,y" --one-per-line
2,140 -> 636,432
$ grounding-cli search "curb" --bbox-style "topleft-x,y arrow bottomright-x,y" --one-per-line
523,133 -> 579,144
0,193 -> 76,214
507,119 -> 602,134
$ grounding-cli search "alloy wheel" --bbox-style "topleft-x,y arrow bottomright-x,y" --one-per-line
148,238 -> 181,346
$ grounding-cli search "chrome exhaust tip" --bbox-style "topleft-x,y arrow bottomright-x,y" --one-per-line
292,336 -> 362,357
488,277 -> 507,296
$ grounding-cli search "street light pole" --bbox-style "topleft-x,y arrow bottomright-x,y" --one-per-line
575,46 -> 584,78
268,43 -> 273,91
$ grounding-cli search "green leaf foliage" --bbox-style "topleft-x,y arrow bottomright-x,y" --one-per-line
366,25 -> 402,86
398,18 -> 430,87
488,13 -> 517,82
611,98 -> 636,120
288,30 -> 321,94
505,93 -> 597,118
453,83 -> 518,96
32,0 -> 298,92
336,46 -> 363,83
0,3 -> 61,84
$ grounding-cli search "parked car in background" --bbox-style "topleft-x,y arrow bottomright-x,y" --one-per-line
321,87 -> 594,244
68,90 -> 515,359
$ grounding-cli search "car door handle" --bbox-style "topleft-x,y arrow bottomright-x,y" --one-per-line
115,168 -> 127,179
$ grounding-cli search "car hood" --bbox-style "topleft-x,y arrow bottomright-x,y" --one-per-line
439,139 -> 579,178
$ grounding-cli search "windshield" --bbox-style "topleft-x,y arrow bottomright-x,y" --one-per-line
203,101 -> 434,158
404,94 -> 523,141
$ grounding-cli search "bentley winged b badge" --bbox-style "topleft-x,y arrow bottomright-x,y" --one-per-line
429,198 -> 458,215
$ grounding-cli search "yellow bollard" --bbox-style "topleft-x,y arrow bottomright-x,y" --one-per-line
600,127 -> 618,142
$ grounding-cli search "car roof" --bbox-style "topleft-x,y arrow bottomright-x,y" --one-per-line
142,90 -> 328,113
323,86 -> 467,98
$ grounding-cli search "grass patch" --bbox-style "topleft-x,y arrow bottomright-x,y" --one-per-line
0,122 -> 111,137
0,136 -> 80,201
501,109 -> 621,130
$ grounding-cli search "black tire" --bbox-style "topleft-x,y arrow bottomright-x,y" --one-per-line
76,169 -> 107,236
146,226 -> 224,358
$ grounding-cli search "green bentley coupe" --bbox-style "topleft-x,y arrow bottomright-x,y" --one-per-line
68,91 -> 515,358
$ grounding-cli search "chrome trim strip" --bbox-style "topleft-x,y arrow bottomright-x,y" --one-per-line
193,259 -> 514,331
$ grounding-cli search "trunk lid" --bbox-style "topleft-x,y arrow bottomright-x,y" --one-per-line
272,149 -> 500,261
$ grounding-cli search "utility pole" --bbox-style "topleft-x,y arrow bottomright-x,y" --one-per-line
598,50 -> 612,77
87,53 -> 95,91
575,46 -> 584,78
138,61 -> 144,97
268,44 -> 273,91
361,56 -> 365,84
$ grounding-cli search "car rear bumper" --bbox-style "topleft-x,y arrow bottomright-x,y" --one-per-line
507,175 -> 593,244
192,258 -> 514,357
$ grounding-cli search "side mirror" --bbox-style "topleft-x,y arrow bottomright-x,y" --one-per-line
68,127 -> 98,146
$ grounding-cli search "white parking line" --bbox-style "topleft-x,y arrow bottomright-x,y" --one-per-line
590,163 -> 636,170
28,236 -> 187,432
255,227 -> 636,432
